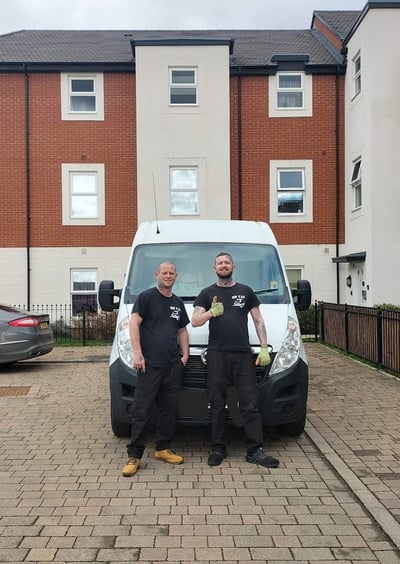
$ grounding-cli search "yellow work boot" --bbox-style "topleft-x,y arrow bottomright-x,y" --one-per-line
122,457 -> 141,476
154,449 -> 184,464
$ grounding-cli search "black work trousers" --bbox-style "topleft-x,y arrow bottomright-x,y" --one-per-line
127,358 -> 183,458
207,350 -> 263,456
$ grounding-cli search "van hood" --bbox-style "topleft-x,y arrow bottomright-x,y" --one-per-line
118,302 -> 292,354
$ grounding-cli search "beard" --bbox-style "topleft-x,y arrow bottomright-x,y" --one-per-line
217,270 -> 233,280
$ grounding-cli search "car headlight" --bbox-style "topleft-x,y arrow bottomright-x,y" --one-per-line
270,316 -> 301,374
117,316 -> 134,368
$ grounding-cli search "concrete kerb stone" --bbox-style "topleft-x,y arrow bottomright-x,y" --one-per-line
306,420 -> 400,550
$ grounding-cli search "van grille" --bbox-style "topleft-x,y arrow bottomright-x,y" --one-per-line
182,353 -> 270,390
182,356 -> 207,390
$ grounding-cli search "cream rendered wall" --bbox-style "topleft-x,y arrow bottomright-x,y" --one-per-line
0,247 -> 130,306
134,44 -> 231,223
344,8 -> 400,306
280,244 -> 338,303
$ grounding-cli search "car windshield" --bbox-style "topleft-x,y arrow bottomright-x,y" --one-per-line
124,243 -> 290,305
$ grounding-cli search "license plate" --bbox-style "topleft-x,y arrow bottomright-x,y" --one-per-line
40,322 -> 48,329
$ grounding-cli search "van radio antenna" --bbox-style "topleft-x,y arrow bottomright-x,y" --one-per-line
152,173 -> 160,234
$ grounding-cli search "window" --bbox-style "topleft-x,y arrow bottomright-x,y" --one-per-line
277,169 -> 304,214
270,160 -> 313,223
69,77 -> 96,112
169,68 -> 197,105
62,163 -> 105,225
71,270 -> 98,314
351,159 -> 362,210
269,73 -> 312,117
277,73 -> 303,108
353,52 -> 361,97
61,73 -> 104,120
285,268 -> 303,290
170,167 -> 198,215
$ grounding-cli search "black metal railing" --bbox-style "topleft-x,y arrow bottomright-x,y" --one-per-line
14,304 -> 117,346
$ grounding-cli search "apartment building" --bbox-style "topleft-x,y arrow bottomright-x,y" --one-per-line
0,1 -> 398,309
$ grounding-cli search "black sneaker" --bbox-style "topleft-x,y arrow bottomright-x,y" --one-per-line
207,450 -> 227,466
245,447 -> 279,468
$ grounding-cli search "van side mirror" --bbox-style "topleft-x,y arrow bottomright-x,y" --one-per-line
292,279 -> 312,311
98,280 -> 121,312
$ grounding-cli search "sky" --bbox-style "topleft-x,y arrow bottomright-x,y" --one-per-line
0,0 -> 367,35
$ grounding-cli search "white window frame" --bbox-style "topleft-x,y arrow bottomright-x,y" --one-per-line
270,160 -> 313,223
169,67 -> 197,106
61,73 -> 104,121
269,72 -> 312,118
351,158 -> 362,210
169,166 -> 199,216
353,52 -> 361,98
62,163 -> 105,225
71,269 -> 98,315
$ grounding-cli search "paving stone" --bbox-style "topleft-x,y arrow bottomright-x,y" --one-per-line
1,344 -> 400,562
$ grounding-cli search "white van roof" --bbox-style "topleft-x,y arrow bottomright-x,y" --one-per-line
134,220 -> 279,246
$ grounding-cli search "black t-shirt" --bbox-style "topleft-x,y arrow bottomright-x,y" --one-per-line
132,287 -> 189,367
194,282 -> 260,352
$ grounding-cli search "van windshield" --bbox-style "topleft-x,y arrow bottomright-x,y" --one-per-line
124,243 -> 290,305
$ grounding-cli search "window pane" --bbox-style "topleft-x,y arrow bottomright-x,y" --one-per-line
278,75 -> 301,88
72,270 -> 97,288
171,168 -> 197,190
171,69 -> 195,84
170,87 -> 197,104
71,195 -> 98,218
278,192 -> 304,213
279,170 -> 303,189
72,294 -> 97,314
71,79 -> 95,93
170,192 -> 198,214
278,92 -> 303,108
286,268 -> 302,289
70,96 -> 96,112
71,173 -> 96,194
351,161 -> 361,182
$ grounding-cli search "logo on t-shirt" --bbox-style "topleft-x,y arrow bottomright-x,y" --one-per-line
170,306 -> 181,320
232,294 -> 245,308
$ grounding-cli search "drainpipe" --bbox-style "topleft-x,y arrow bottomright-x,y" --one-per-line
237,67 -> 243,219
24,65 -> 31,309
335,66 -> 341,304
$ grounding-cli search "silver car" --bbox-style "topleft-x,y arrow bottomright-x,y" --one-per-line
0,304 -> 54,364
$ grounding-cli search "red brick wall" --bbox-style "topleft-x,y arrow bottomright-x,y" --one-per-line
0,70 -> 344,250
0,74 -> 27,247
312,18 -> 344,51
0,72 -> 137,248
230,74 -> 345,245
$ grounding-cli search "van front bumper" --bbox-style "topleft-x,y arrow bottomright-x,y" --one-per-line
109,353 -> 308,436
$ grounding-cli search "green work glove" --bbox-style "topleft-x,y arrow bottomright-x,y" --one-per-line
210,295 -> 224,318
256,347 -> 271,366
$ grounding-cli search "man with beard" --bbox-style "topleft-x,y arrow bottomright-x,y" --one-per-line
191,252 -> 279,468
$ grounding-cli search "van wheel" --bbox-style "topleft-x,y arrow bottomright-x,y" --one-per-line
280,414 -> 306,437
111,416 -> 131,438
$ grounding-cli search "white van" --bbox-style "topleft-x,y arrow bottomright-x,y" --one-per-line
99,220 -> 311,437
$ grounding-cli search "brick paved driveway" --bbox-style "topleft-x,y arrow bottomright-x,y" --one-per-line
0,344 -> 400,563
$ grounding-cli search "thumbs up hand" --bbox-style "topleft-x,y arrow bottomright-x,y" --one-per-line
210,296 -> 224,318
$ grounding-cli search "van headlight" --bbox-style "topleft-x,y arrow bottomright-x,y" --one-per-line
270,317 -> 301,374
117,316 -> 134,368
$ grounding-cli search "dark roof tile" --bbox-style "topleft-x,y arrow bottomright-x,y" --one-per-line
0,28 -> 344,67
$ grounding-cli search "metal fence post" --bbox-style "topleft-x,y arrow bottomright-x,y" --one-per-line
82,309 -> 86,347
344,303 -> 349,352
377,307 -> 382,367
